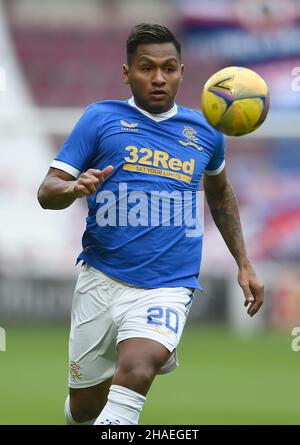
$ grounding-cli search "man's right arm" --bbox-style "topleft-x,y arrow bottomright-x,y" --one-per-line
37,165 -> 113,210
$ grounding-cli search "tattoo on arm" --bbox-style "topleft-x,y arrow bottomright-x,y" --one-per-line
205,180 -> 248,266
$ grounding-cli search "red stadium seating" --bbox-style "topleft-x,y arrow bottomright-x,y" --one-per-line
10,25 -> 216,108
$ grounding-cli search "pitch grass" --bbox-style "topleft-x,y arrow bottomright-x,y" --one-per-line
0,325 -> 298,425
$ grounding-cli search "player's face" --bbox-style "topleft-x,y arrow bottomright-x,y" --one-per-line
123,42 -> 184,114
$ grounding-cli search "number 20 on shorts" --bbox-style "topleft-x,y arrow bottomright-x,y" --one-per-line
147,306 -> 179,333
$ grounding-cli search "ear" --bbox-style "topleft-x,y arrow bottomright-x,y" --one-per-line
180,64 -> 184,82
122,64 -> 130,84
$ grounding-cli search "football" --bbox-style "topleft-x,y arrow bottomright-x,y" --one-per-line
201,66 -> 270,136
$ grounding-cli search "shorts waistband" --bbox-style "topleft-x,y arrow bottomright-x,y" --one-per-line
82,262 -> 141,289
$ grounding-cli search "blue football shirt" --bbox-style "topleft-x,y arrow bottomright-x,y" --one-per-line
51,98 -> 225,289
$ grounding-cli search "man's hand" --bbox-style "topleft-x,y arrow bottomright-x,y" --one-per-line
238,263 -> 264,317
71,166 -> 114,198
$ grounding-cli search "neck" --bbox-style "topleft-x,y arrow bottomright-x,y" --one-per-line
134,99 -> 175,115
128,97 -> 178,122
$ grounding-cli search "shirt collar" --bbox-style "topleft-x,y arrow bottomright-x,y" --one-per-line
128,97 -> 177,122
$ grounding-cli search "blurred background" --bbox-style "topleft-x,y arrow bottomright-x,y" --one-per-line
0,0 -> 299,425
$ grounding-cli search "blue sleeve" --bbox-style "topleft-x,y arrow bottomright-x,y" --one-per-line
205,131 -> 225,174
54,105 -> 100,174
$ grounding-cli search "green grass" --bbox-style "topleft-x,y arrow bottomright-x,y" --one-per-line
142,326 -> 300,424
0,325 -> 299,425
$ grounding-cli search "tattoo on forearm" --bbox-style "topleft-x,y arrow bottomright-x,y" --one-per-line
206,182 -> 247,262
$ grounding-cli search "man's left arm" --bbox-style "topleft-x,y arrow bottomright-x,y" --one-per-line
203,167 -> 264,317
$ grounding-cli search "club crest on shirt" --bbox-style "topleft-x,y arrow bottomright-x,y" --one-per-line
179,126 -> 204,151
120,120 -> 139,132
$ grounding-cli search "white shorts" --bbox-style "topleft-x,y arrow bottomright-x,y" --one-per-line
68,264 -> 194,389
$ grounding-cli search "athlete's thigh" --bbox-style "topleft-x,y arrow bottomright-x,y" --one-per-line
112,338 -> 171,395
116,337 -> 171,372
